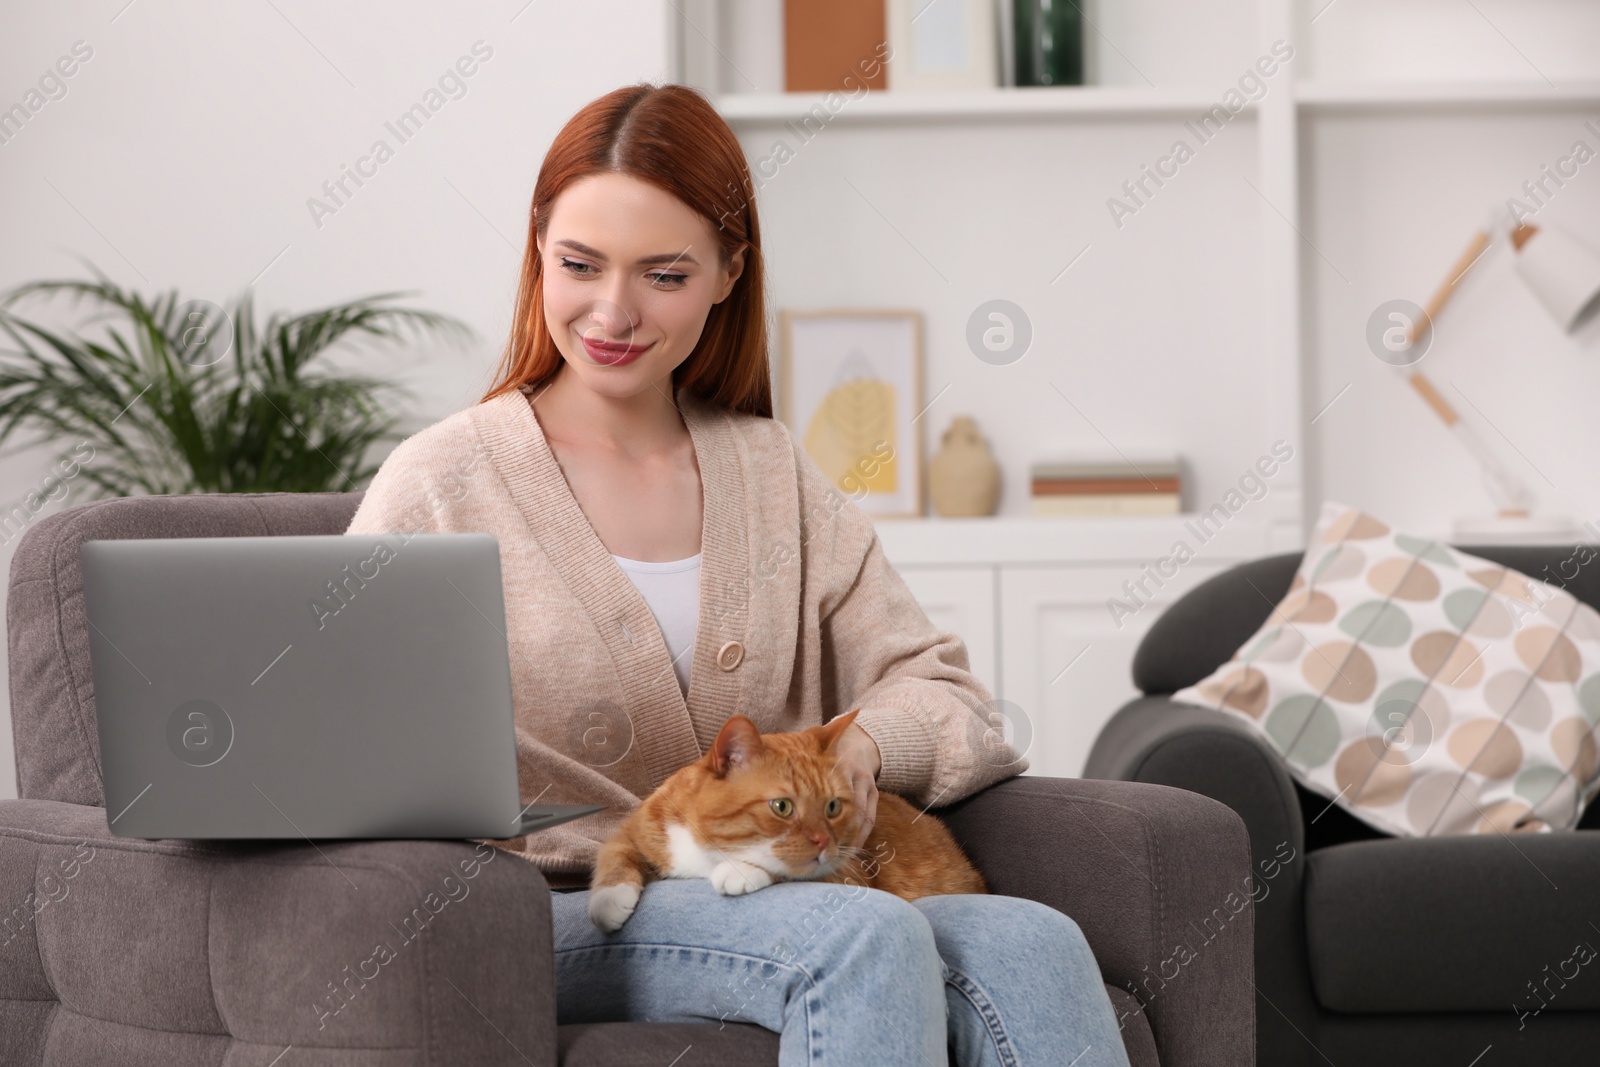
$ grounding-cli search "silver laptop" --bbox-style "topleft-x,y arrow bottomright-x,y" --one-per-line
79,531 -> 602,841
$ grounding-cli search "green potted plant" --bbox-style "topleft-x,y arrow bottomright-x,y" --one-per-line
0,264 -> 472,499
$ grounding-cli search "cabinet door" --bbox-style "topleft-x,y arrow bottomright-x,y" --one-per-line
894,566 -> 997,700
999,563 -> 1233,778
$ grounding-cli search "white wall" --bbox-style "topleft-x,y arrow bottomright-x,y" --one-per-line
744,110 -> 1276,517
1294,0 -> 1600,534
0,0 -> 673,800
1304,105 -> 1600,533
1297,0 -> 1600,83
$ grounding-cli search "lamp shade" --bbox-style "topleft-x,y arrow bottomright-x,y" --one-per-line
1513,223 -> 1600,333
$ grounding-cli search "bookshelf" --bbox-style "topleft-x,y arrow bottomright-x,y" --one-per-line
667,0 -> 1600,776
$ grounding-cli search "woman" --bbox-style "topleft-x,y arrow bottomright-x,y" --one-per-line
346,81 -> 1130,1067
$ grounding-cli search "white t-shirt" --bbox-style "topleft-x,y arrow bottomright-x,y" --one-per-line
610,551 -> 701,697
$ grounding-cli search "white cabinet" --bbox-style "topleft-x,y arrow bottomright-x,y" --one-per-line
997,563 -> 1232,778
880,515 -> 1287,779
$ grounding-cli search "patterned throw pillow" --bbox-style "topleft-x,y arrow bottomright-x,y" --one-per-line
1171,501 -> 1600,836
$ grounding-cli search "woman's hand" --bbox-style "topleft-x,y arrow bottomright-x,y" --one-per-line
833,722 -> 882,849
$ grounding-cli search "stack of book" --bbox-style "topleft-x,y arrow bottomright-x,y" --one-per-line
1030,459 -> 1182,517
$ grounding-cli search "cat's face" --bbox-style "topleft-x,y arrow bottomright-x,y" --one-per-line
690,712 -> 862,879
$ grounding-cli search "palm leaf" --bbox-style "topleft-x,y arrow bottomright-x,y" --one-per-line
0,267 -> 473,498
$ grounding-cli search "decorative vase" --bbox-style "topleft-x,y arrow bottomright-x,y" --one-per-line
1013,0 -> 1084,87
928,416 -> 1001,517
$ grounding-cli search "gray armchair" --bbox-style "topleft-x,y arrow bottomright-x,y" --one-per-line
3,491 -> 1256,1065
1086,546 -> 1600,1067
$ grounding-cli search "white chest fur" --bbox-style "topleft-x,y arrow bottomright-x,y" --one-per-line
663,823 -> 719,878
661,823 -> 779,895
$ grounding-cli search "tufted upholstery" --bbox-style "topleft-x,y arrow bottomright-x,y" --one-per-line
0,799 -> 554,1065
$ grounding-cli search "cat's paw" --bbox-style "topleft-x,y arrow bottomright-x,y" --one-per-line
710,859 -> 773,896
589,883 -> 641,932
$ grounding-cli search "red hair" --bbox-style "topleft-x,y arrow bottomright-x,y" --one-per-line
479,81 -> 771,419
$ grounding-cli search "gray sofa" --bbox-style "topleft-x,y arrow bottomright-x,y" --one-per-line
1086,545 -> 1600,1067
3,490 -> 1256,1065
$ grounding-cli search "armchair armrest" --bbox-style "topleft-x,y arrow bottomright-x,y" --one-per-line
0,799 -> 557,1066
1085,695 -> 1322,1064
1086,696 -> 1307,866
941,773 -> 1255,1067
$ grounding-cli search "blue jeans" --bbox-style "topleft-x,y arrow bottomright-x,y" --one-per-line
551,879 -> 1132,1067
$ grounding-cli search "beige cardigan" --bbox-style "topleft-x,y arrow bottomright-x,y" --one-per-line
344,384 -> 1025,884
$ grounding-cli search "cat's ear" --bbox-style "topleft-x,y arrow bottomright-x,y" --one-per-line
710,715 -> 764,777
814,708 -> 861,752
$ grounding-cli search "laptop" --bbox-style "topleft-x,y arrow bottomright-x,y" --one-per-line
79,531 -> 602,841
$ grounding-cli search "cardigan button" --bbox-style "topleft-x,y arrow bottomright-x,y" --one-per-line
716,640 -> 744,671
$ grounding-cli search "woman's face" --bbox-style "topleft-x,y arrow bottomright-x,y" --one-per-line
536,171 -> 744,400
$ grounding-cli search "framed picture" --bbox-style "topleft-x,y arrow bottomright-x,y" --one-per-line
885,0 -> 1000,91
778,309 -> 923,518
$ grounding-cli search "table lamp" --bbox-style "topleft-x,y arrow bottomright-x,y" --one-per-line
1399,205 -> 1600,544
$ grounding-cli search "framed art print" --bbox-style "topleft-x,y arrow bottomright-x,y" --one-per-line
885,0 -> 1000,91
778,309 -> 923,518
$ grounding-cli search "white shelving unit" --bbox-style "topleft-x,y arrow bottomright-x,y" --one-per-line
669,0 -> 1600,776
1295,80 -> 1600,110
714,86 -> 1261,121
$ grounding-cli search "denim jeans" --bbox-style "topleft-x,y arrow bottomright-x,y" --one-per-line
551,878 -> 1132,1067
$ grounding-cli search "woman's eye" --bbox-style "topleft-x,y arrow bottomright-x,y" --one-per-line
825,798 -> 842,818
769,798 -> 794,817
558,259 -> 685,288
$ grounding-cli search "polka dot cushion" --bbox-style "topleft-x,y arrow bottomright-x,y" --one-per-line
1170,501 -> 1600,836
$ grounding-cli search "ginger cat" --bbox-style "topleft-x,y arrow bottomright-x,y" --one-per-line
589,708 -> 986,932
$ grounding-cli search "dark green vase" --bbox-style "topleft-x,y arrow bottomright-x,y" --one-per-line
1014,0 -> 1084,86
